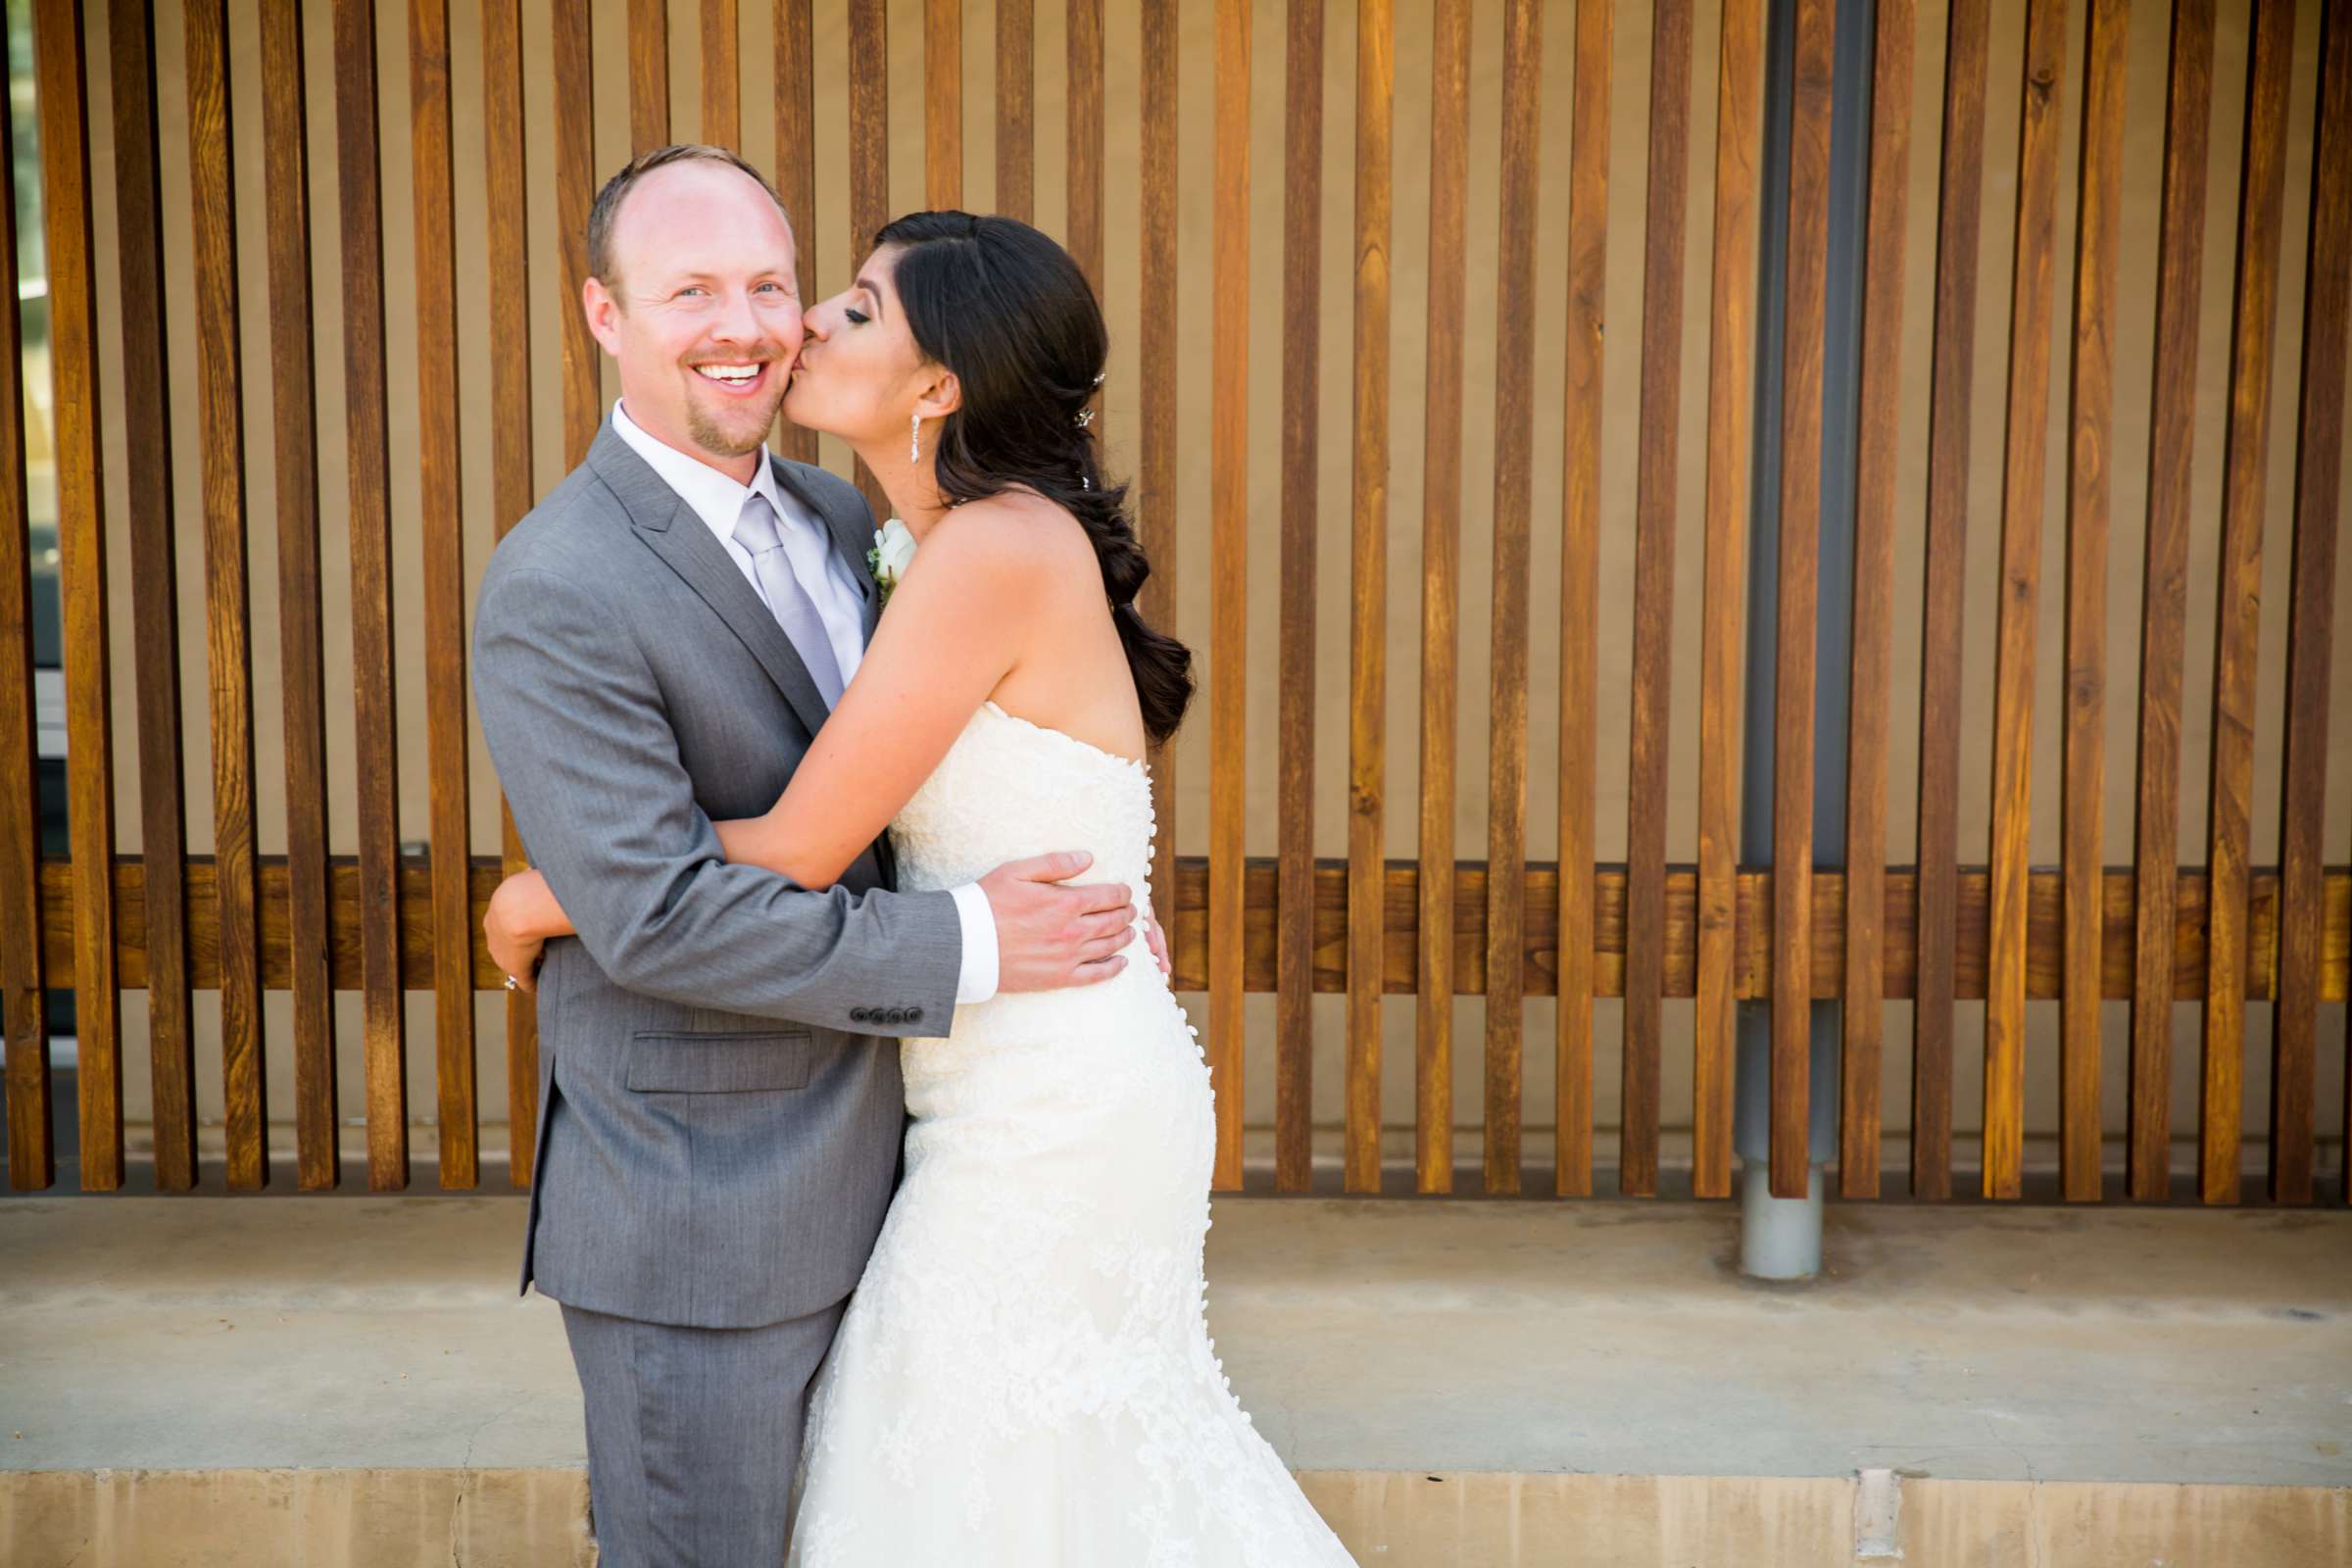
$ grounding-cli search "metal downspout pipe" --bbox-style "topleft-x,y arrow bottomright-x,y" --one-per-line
1734,0 -> 1875,1278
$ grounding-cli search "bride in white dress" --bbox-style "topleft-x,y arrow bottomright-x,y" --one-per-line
494,209 -> 1356,1565
775,211 -> 1353,1567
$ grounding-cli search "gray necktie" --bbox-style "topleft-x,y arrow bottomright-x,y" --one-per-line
731,492 -> 846,707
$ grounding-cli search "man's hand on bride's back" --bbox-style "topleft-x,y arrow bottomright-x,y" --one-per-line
981,851 -> 1139,992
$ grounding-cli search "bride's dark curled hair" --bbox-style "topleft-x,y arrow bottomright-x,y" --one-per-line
873,210 -> 1194,746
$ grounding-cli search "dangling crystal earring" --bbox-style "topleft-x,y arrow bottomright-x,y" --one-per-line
909,414 -> 921,463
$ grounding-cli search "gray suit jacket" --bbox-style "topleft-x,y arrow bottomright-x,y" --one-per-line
472,422 -> 961,1330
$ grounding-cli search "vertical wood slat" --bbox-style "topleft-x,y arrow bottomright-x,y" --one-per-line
414,0 -> 476,1188
1345,0 -> 1392,1197
111,0 -> 196,1192
2197,0 -> 2294,1206
774,0 -> 816,464
1275,0 -> 1321,1195
1066,0 -> 1102,294
1983,0 -> 2068,1201
629,0 -> 670,151
0,28 -> 49,1192
702,0 -> 740,149
555,0 -> 599,466
483,0 -> 538,1189
2273,0 -> 2350,1207
188,0 -> 266,1192
1621,0 -> 1691,1200
1415,0 -> 1470,1197
1701,0 -> 1765,1201
1484,0 -> 1543,1196
1912,0 -> 1993,1200
1207,0 -> 1249,1193
262,0 -> 339,1190
1771,0 -> 1834,1200
997,0 -> 1034,221
1133,0 -> 1176,1001
2061,0 -> 2128,1203
849,0 -> 889,518
925,0 -> 960,208
334,0 -> 410,1190
1555,0 -> 1609,1200
2129,0 -> 2216,1202
33,0 -> 122,1191
1839,0 -> 1909,1200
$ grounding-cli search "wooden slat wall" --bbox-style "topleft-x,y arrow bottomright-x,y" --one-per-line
1066,0 -> 1102,293
1414,0 -> 1470,1197
1139,0 -> 1180,1017
413,0 -> 475,1189
1275,0 -> 1320,1195
2129,0 -> 2216,1203
332,0 -> 409,1191
1698,0 -> 1763,1203
261,0 -> 337,1191
926,0 -> 960,207
1771,0 -> 1833,1200
1484,0 -> 1543,1196
1982,0 -> 2068,1201
1345,0 -> 1392,1197
2274,0 -> 2350,1206
996,0 -> 1033,221
848,0 -> 887,516
34,0 -> 122,1191
775,0 -> 817,465
0,21 -> 46,1192
483,0 -> 537,1189
1912,0 -> 1992,1201
188,0 -> 265,1192
111,0 -> 195,1192
555,1 -> 598,465
630,0 -> 670,151
1840,0 -> 1911,1201
8,0 -> 2344,1207
1207,0 -> 1249,1193
2198,0 -> 2294,1206
702,0 -> 740,148
1623,0 -> 1690,1200
41,858 -> 2347,1006
2061,0 -> 2128,1204
1555,0 -> 1609,1200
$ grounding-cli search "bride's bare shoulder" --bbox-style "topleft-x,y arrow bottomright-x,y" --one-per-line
917,490 -> 1096,589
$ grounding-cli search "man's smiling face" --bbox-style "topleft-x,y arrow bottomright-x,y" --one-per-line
584,159 -> 803,477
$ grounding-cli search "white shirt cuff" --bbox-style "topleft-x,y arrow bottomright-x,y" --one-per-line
949,881 -> 1000,1005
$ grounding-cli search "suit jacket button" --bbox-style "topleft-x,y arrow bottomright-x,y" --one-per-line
887,1007 -> 909,1024
905,1008 -> 922,1024
850,1007 -> 871,1024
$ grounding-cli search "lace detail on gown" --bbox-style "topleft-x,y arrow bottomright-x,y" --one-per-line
788,703 -> 1355,1567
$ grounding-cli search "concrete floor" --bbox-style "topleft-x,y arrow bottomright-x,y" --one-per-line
2,1195 -> 2347,1488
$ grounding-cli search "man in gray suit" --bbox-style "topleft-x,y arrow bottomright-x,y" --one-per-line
471,145 -> 1143,1566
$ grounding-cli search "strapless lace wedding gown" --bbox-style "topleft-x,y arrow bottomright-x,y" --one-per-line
787,702 -> 1355,1567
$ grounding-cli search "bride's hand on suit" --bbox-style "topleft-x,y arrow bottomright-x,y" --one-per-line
485,851 -> 1168,997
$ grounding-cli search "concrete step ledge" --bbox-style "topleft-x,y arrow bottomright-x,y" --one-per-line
5,1467 -> 2346,1567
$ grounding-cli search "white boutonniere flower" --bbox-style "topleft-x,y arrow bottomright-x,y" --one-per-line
867,517 -> 916,606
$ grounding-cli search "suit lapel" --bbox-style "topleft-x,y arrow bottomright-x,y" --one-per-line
591,425 -> 837,740
770,453 -> 884,644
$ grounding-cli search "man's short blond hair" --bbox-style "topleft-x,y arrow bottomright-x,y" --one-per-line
586,143 -> 791,294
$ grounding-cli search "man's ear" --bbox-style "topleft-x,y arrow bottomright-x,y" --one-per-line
912,368 -> 961,422
582,275 -> 623,358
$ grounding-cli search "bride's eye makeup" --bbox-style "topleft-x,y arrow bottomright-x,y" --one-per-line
845,308 -> 869,326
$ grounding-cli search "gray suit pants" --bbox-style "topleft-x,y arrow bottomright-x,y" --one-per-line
561,1298 -> 846,1567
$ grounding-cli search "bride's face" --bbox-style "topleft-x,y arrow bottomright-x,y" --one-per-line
784,247 -> 940,449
